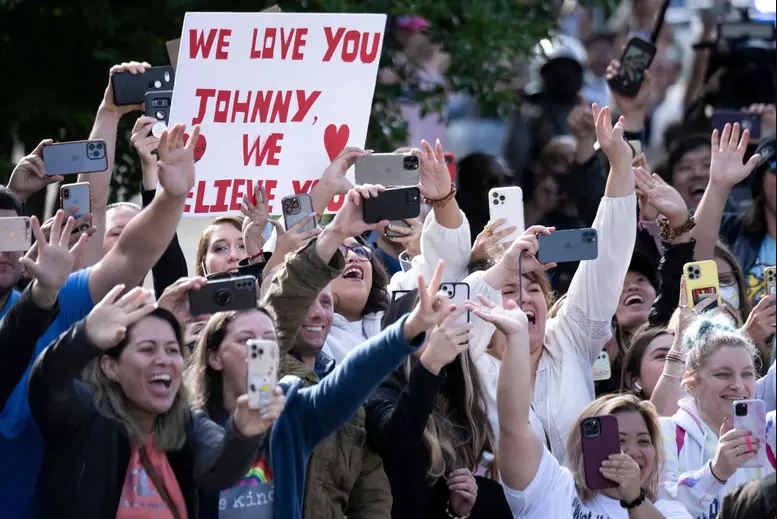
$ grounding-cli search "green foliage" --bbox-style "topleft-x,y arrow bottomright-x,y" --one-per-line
0,0 -> 569,202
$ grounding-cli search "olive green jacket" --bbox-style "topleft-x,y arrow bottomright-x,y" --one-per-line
262,240 -> 392,519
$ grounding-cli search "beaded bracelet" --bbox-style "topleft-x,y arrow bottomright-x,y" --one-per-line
445,501 -> 470,519
424,184 -> 457,208
620,488 -> 646,509
665,350 -> 685,364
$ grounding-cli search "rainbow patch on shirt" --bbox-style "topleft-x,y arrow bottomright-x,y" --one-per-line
240,457 -> 274,486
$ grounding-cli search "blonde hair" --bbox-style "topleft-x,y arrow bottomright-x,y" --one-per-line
566,394 -> 663,503
403,351 -> 497,481
81,309 -> 190,451
195,216 -> 244,276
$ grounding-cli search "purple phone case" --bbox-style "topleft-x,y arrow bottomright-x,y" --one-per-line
581,415 -> 620,490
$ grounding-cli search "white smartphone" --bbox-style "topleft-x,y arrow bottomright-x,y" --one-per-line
488,187 -> 525,244
0,217 -> 31,252
60,182 -> 91,219
592,350 -> 612,381
732,399 -> 767,468
440,282 -> 470,328
246,339 -> 279,409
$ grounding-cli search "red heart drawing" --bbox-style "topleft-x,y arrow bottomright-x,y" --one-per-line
323,124 -> 349,161
183,132 -> 207,162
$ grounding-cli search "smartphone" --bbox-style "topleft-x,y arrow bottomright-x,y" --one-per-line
60,182 -> 91,219
390,289 -> 413,304
683,260 -> 720,310
145,90 -> 173,126
537,228 -> 598,264
246,339 -> 279,409
42,140 -> 108,176
111,66 -> 175,106
712,110 -> 761,140
488,187 -> 526,244
608,37 -> 656,98
188,276 -> 257,316
581,415 -> 620,489
0,217 -> 31,252
281,194 -> 316,233
765,266 -> 776,297
732,399 -> 767,468
592,350 -> 612,382
440,282 -> 470,327
363,187 -> 421,224
355,154 -> 420,187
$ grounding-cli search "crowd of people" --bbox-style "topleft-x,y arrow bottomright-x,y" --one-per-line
1,3 -> 776,519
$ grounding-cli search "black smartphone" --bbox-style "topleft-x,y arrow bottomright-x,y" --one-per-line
362,187 -> 421,224
608,37 -> 656,98
145,90 -> 173,126
188,276 -> 257,316
537,228 -> 598,264
112,66 -> 175,106
711,110 -> 762,140
42,140 -> 108,176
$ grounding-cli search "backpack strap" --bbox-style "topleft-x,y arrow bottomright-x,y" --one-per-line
139,447 -> 183,519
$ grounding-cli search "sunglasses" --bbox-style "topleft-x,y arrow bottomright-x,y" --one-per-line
339,244 -> 373,261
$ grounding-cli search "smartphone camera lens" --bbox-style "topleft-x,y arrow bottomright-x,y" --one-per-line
153,80 -> 162,89
499,195 -> 505,202
403,156 -> 419,170
96,143 -> 103,149
735,403 -> 748,416
156,111 -> 165,120
88,143 -> 95,150
62,189 -> 69,199
214,289 -> 232,307
583,418 -> 601,437
492,199 -> 499,205
258,348 -> 264,355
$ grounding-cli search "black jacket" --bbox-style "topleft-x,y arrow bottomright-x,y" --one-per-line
141,189 -> 188,298
649,239 -> 696,327
28,320 -> 263,519
0,286 -> 58,407
366,362 -> 511,519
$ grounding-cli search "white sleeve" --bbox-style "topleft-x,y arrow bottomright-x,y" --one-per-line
462,270 -> 501,363
545,194 -> 636,365
420,209 -> 471,282
387,253 -> 429,293
756,362 -> 776,414
501,447 -> 571,518
654,499 -> 693,519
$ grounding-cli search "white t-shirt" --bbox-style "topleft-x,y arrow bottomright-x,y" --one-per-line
502,449 -> 692,519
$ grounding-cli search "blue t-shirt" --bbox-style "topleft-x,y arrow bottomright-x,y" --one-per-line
0,268 -> 94,519
746,235 -> 777,303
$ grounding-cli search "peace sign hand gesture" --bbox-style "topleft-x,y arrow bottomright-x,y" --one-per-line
403,260 -> 453,341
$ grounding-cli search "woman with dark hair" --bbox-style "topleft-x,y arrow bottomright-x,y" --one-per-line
367,293 -> 511,518
621,325 -> 675,399
28,286 -> 273,518
662,133 -> 710,211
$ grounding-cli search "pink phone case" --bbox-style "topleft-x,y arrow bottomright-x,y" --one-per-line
732,399 -> 767,468
581,415 -> 620,489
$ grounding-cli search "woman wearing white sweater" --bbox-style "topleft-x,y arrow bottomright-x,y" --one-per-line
464,104 -> 637,464
659,314 -> 776,519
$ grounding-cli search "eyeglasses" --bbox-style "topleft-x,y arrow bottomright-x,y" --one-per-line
719,273 -> 738,288
339,244 -> 373,261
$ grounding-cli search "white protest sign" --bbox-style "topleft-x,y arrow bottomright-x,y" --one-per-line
169,12 -> 386,216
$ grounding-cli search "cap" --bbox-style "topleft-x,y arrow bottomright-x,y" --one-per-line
751,134 -> 776,199
629,248 -> 658,289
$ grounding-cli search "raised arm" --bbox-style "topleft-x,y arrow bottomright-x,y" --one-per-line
310,147 -> 367,216
79,61 -> 151,267
88,124 -> 199,302
465,296 -> 542,491
691,123 -> 760,260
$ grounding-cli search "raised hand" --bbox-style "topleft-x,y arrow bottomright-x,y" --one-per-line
465,296 -> 528,338
634,167 -> 688,226
40,207 -> 96,248
599,453 -> 642,502
471,218 -> 518,264
593,103 -> 632,174
419,310 -> 472,375
404,260 -> 453,340
21,211 -> 89,308
711,417 -> 760,481
7,139 -> 64,202
233,387 -> 285,437
327,185 -> 390,238
102,61 -> 151,115
85,285 -> 157,350
447,468 -> 478,517
157,276 -> 209,325
157,123 -> 199,198
606,59 -> 653,119
241,184 -> 272,257
500,225 -> 556,275
386,218 -> 422,258
320,146 -> 367,194
709,123 -> 761,189
273,215 -> 320,258
742,294 -> 777,347
130,115 -> 159,169
415,139 -> 452,199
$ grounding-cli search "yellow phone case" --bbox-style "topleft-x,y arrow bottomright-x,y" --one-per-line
683,260 -> 720,309
765,266 -> 776,297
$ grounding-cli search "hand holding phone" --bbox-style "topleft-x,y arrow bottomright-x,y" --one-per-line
60,183 -> 91,220
488,187 -> 526,244
732,399 -> 767,468
188,276 -> 257,316
43,140 -> 108,176
581,415 -> 620,489
281,194 -> 317,234
537,228 -> 598,264
355,154 -> 420,187
362,187 -> 421,224
246,339 -> 279,409
607,40 -> 656,98
683,261 -> 720,310
111,65 -> 174,106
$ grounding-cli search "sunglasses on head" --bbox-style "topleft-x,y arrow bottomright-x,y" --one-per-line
339,244 -> 373,261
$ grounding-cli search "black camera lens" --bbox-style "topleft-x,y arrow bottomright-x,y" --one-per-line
492,192 -> 499,198
492,199 -> 499,205
214,289 -> 232,306
96,143 -> 103,149
499,195 -> 505,201
583,418 -> 601,437
735,403 -> 748,416
88,143 -> 95,150
62,189 -> 69,199
403,156 -> 419,170
258,348 -> 264,355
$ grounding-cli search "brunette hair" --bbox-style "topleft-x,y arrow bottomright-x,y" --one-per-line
195,216 -> 244,276
621,325 -> 672,398
81,308 -> 190,450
